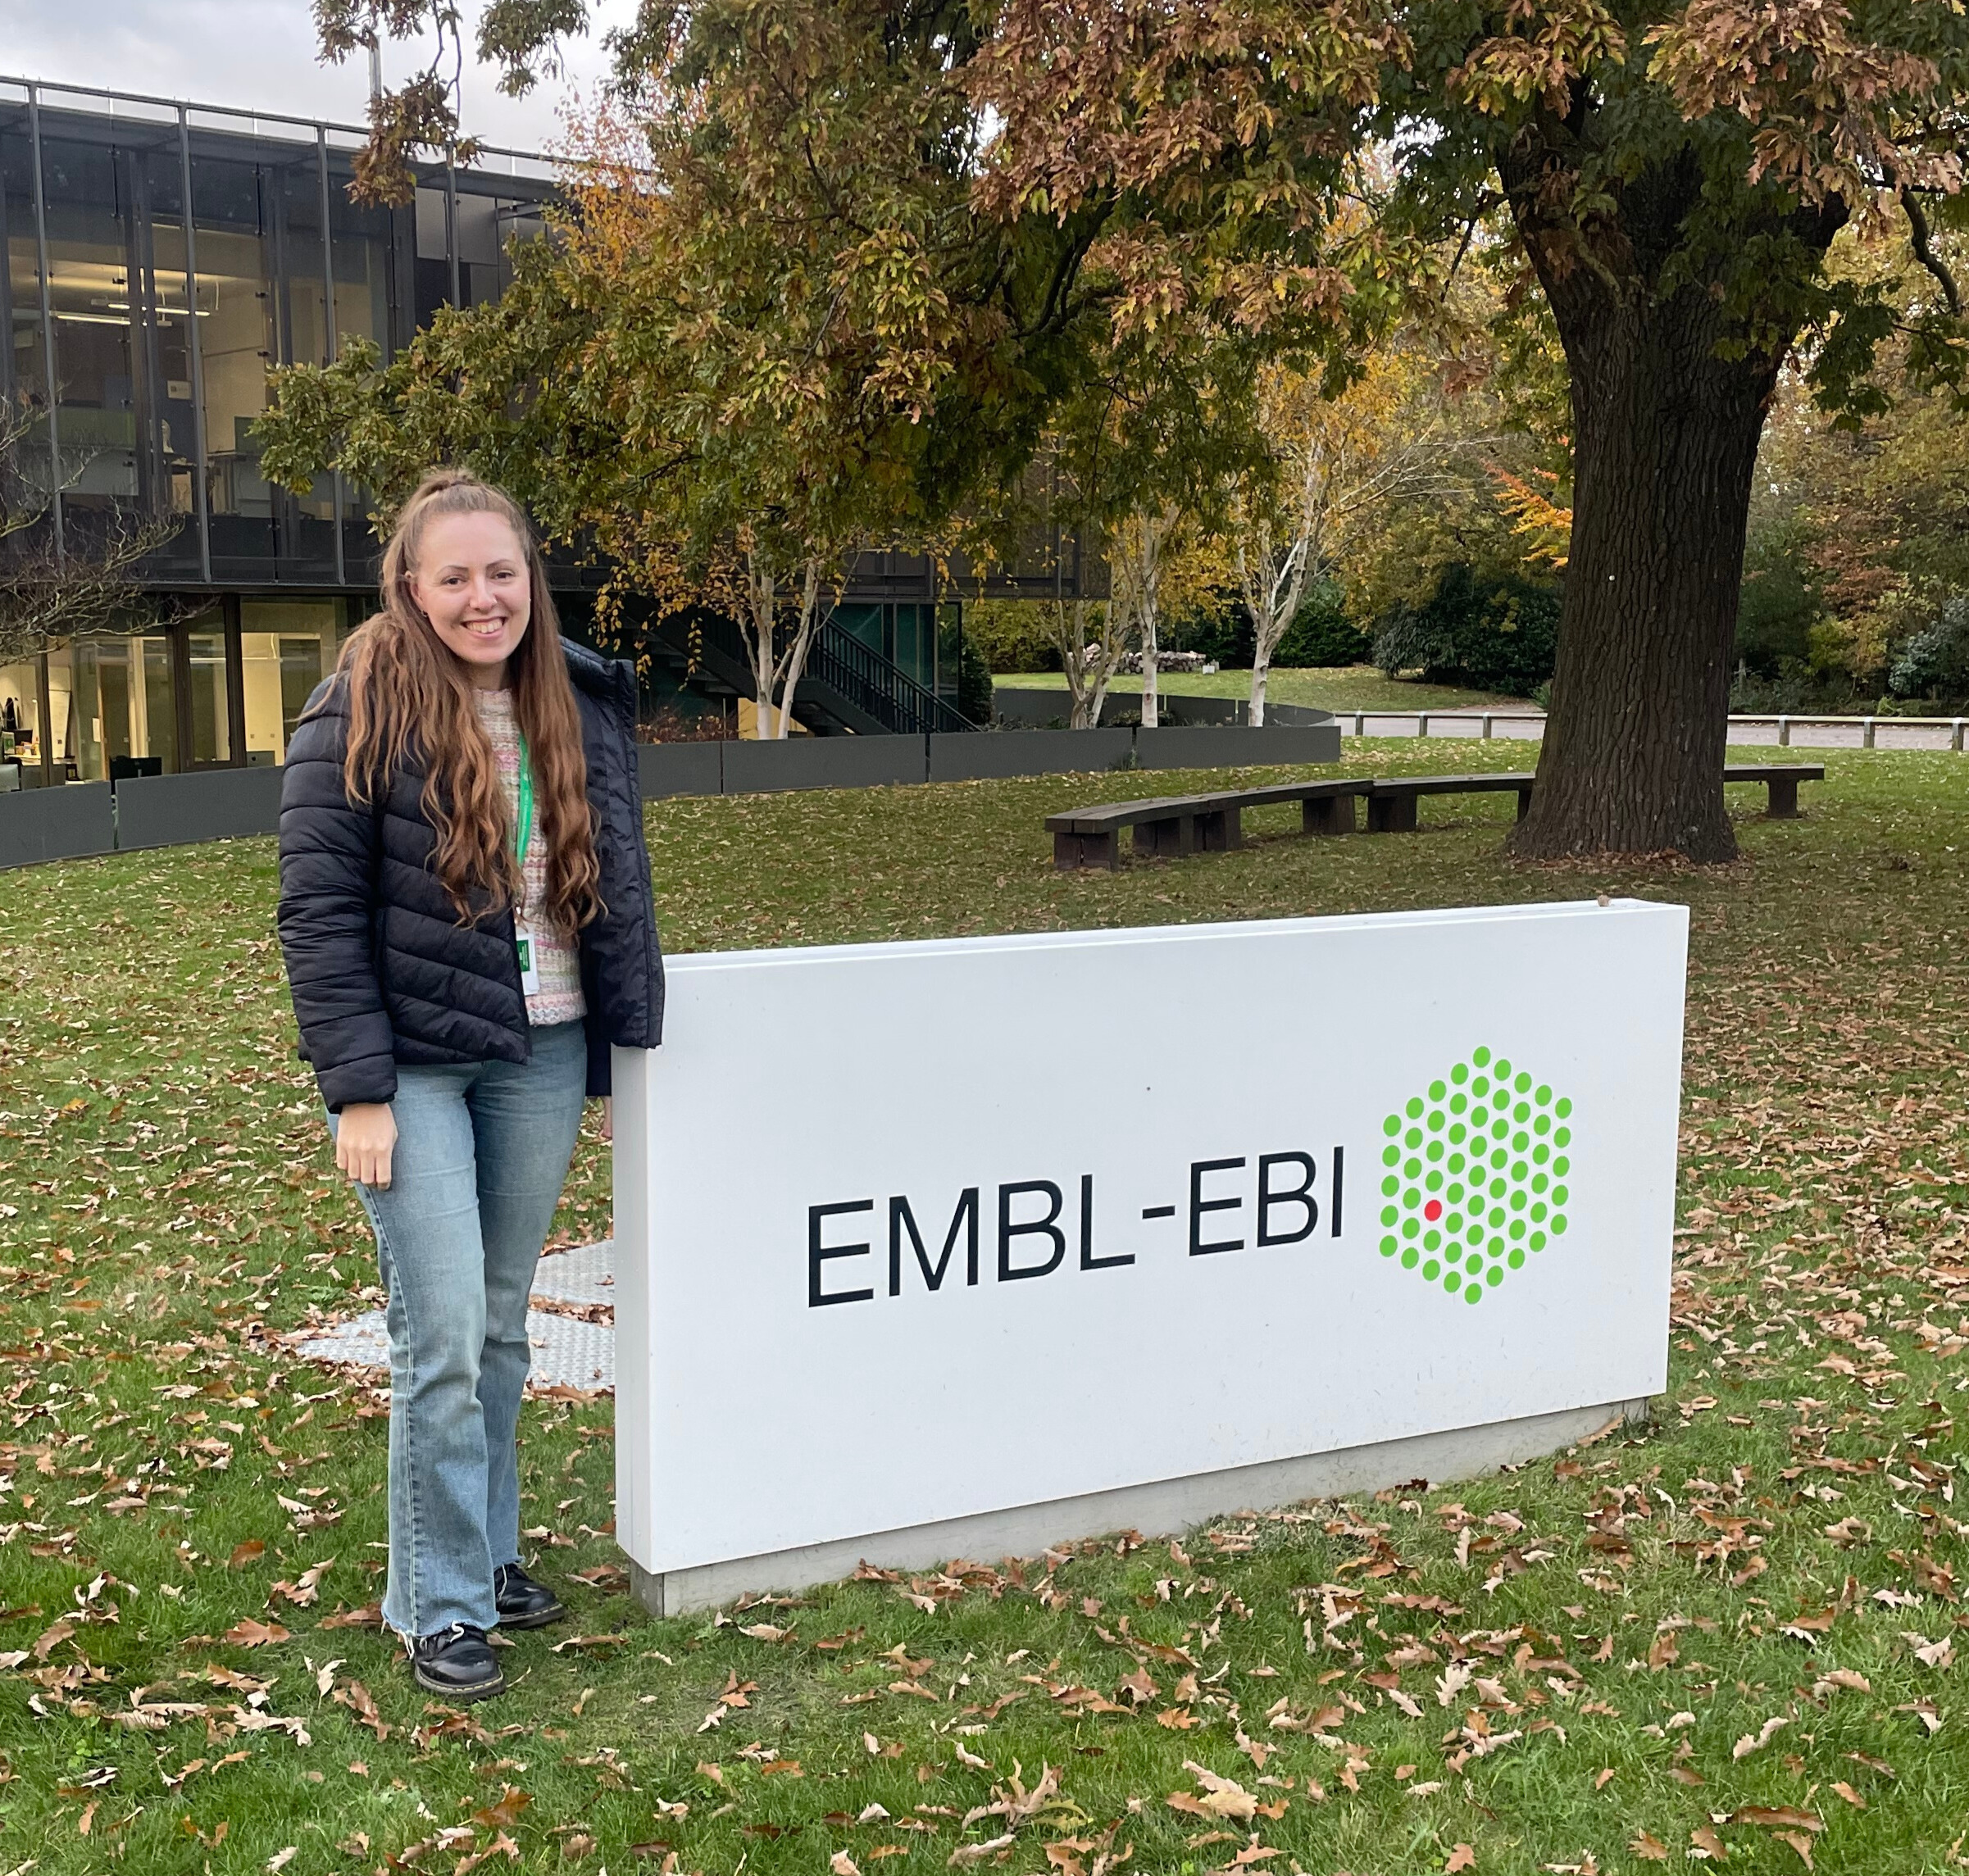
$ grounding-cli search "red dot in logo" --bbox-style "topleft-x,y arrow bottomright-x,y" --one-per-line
1424,1199 -> 1444,1222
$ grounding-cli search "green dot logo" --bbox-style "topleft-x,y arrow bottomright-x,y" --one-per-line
1376,1046 -> 1573,1304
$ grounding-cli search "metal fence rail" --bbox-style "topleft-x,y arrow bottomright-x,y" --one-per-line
1337,710 -> 1967,751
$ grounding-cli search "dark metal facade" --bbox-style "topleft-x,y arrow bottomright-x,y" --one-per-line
0,75 -> 557,597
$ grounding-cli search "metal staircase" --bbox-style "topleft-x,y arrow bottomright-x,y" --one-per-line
646,607 -> 975,737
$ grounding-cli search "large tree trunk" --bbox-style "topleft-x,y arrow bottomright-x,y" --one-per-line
1509,293 -> 1777,861
1496,139 -> 1844,862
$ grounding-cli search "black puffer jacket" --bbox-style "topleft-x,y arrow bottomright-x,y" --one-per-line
277,639 -> 663,1111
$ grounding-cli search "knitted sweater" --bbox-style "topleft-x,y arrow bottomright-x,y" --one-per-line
473,687 -> 587,1028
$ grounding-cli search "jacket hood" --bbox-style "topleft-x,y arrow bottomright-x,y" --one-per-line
561,634 -> 635,713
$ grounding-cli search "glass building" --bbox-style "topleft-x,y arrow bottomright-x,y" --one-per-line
0,77 -> 1102,768
0,75 -> 565,783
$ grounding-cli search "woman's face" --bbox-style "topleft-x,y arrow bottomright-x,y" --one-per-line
409,510 -> 532,687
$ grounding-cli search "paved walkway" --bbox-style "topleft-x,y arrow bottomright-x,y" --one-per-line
292,1238 -> 618,1392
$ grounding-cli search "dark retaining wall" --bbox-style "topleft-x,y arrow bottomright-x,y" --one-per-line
721,734 -> 928,795
1135,725 -> 1336,770
0,782 -> 115,870
926,728 -> 1135,781
993,688 -> 1335,730
115,766 -> 286,852
0,717 -> 1340,869
637,742 -> 725,801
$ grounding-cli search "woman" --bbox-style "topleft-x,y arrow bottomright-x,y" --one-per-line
278,470 -> 663,1701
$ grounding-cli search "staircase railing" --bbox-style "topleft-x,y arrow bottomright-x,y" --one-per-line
806,619 -> 975,735
655,606 -> 976,735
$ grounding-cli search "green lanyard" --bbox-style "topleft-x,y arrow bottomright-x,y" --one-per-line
515,731 -> 534,868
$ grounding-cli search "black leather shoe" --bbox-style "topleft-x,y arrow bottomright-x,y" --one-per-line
493,1560 -> 568,1630
410,1624 -> 505,1701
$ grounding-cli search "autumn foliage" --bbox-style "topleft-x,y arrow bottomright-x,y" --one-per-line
275,0 -> 1969,847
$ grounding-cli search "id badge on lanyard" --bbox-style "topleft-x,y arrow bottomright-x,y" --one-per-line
515,922 -> 543,996
514,733 -> 540,996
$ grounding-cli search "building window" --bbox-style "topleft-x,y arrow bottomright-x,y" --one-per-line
3,115 -> 52,438
829,602 -> 938,691
239,597 -> 340,764
44,641 -> 76,779
71,629 -> 175,779
189,152 -> 276,567
184,620 -> 232,765
0,660 -> 43,779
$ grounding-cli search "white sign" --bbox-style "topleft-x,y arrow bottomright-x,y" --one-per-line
613,899 -> 1685,1586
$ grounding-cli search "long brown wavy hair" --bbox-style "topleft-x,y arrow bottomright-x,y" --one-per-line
331,470 -> 603,934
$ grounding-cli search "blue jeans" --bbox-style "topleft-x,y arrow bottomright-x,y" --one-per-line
334,1020 -> 588,1638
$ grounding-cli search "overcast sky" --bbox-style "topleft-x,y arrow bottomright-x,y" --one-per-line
7,0 -> 643,155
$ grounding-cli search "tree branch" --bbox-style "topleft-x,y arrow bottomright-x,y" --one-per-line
1899,187 -> 1962,317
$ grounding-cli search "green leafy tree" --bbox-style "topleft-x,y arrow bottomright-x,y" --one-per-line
284,0 -> 1393,738
1366,2 -> 1969,858
308,2 -> 1969,847
279,2 -> 1037,734
975,0 -> 1969,852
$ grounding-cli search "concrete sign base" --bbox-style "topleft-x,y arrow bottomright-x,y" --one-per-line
628,1395 -> 1647,1615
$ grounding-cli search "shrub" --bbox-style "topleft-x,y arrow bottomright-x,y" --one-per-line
956,628 -> 996,725
964,599 -> 1060,673
1888,592 -> 1969,701
1168,602 -> 1253,669
1273,584 -> 1370,667
1371,608 -> 1439,682
1371,564 -> 1561,697
1727,665 -> 1824,714
1733,509 -> 1821,676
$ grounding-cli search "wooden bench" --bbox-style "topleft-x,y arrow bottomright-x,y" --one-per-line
1049,762 -> 1825,869
1366,772 -> 1534,832
1722,761 -> 1824,818
1367,764 -> 1823,832
1048,779 -> 1371,870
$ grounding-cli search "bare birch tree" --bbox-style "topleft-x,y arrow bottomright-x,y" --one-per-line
1044,597 -> 1132,729
1109,504 -> 1179,729
1230,357 -> 1469,725
734,546 -> 829,738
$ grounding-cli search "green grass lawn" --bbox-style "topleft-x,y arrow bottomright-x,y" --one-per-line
995,666 -> 1534,713
2,740 -> 1967,1875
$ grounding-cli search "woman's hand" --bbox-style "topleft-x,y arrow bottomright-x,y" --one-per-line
600,1097 -> 613,1142
336,1102 -> 398,1188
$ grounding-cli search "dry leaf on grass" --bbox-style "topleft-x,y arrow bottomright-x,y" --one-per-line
1166,1761 -> 1257,1824
1731,1715 -> 1788,1758
948,1833 -> 1015,1867
1732,1806 -> 1821,1834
